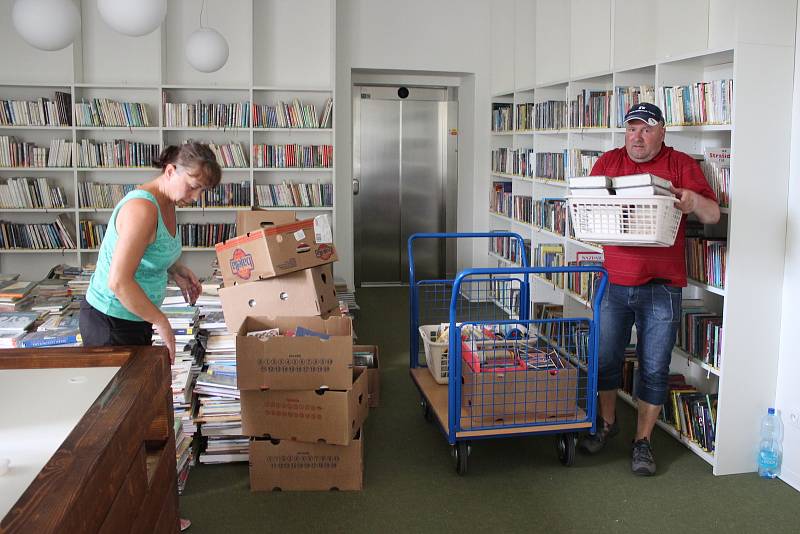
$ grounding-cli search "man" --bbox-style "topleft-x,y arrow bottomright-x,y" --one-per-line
578,102 -> 720,476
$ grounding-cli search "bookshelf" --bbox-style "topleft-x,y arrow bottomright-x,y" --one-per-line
0,0 -> 336,280
488,0 -> 794,476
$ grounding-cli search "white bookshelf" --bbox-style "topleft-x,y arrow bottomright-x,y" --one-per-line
488,0 -> 794,476
0,0 -> 336,280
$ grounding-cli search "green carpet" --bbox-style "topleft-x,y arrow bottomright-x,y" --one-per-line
181,287 -> 799,533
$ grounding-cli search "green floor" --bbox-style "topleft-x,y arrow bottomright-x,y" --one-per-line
181,287 -> 799,533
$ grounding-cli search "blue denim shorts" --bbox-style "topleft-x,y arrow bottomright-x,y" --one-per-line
597,281 -> 681,406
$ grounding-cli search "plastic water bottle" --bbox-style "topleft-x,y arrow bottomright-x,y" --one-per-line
757,408 -> 783,479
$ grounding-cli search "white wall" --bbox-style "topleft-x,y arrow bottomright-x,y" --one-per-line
335,0 -> 493,288
776,1 -> 800,494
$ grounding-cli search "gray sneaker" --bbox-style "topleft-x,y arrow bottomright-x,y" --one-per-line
631,438 -> 656,476
578,418 -> 619,454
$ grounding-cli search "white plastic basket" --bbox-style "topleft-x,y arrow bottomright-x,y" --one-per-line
419,325 -> 449,384
567,196 -> 682,247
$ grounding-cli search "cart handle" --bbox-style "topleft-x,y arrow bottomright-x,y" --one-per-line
408,232 -> 530,369
449,265 -> 608,322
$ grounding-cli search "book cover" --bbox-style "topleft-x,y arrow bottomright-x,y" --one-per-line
568,175 -> 612,188
0,311 -> 39,332
18,327 -> 80,348
613,185 -> 674,197
611,173 -> 672,189
0,280 -> 37,300
196,371 -> 238,390
569,187 -> 614,197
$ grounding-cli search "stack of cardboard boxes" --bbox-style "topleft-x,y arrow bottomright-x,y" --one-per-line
214,209 -> 369,491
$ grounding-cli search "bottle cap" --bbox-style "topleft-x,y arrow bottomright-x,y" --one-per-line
768,407 -> 776,415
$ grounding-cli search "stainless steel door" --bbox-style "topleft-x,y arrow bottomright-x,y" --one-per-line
354,85 -> 455,286
399,100 -> 445,282
357,99 -> 401,284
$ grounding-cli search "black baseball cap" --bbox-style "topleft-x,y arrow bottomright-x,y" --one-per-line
623,102 -> 664,126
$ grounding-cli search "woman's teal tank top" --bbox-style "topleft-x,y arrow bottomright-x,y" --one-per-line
85,189 -> 181,321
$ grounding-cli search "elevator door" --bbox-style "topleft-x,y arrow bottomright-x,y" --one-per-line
355,93 -> 448,285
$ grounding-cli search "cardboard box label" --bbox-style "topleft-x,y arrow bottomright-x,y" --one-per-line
241,368 -> 368,445
229,248 -> 257,280
249,432 -> 363,491
314,214 -> 333,244
236,316 -> 353,391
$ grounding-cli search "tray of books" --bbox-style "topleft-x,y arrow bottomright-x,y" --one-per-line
567,174 -> 682,247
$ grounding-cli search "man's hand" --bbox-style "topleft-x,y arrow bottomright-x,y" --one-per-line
670,185 -> 721,224
170,263 -> 202,305
670,186 -> 698,214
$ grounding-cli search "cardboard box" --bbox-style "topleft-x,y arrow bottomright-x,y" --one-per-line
236,316 -> 354,391
215,218 -> 338,285
249,431 -> 363,491
241,368 -> 369,445
462,355 -> 579,421
236,208 -> 296,235
220,264 -> 338,332
353,345 -> 380,408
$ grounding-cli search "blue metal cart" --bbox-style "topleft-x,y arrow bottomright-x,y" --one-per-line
409,232 -> 608,474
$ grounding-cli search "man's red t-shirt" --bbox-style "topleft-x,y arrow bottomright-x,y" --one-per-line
590,144 -> 717,287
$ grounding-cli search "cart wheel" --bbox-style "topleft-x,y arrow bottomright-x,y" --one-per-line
420,398 -> 433,423
557,433 -> 577,466
452,441 -> 470,475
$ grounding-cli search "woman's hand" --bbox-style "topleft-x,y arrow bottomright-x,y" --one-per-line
153,318 -> 176,364
170,263 -> 202,305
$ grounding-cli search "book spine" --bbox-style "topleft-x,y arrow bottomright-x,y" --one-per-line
20,334 -> 79,348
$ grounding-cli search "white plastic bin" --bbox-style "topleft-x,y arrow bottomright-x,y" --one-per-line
419,325 -> 449,384
567,196 -> 682,247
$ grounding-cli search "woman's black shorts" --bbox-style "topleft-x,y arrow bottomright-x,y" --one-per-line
79,299 -> 153,347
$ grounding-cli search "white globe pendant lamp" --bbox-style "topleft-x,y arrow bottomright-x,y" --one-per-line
97,0 -> 166,37
185,27 -> 229,73
12,0 -> 81,52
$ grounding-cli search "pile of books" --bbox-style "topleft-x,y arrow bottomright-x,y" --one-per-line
194,332 -> 247,464
0,277 -> 37,312
0,274 -> 81,348
568,173 -> 674,197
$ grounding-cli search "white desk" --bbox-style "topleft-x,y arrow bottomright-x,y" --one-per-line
0,367 -> 120,519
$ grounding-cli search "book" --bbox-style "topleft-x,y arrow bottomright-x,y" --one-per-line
0,311 -> 39,332
0,331 -> 25,348
246,328 -> 280,340
701,147 -> 731,207
613,185 -> 674,197
38,313 -> 79,330
568,187 -> 614,197
611,173 -> 672,189
568,175 -> 612,188
196,371 -> 237,390
294,326 -> 330,340
0,280 -> 37,300
18,327 -> 80,348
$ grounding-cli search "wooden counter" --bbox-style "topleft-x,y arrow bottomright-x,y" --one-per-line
0,346 -> 178,534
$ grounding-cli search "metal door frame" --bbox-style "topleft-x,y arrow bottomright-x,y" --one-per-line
353,84 -> 456,287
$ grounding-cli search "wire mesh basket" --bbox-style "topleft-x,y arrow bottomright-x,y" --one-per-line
567,196 -> 682,246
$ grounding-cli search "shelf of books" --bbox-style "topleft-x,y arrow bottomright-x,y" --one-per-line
0,1 -> 336,282
488,47 -> 734,469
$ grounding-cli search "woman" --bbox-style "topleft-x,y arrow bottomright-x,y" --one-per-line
79,142 -> 222,532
